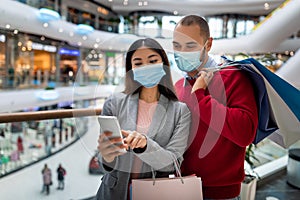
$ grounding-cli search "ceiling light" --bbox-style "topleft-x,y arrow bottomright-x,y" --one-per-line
38,8 -> 60,22
13,30 -> 18,34
69,32 -> 74,37
5,24 -> 11,29
41,36 -> 45,41
264,3 -> 270,10
123,1 -> 128,5
43,23 -> 49,28
173,10 -> 178,15
75,24 -> 94,35
143,1 -> 148,6
138,1 -> 143,6
96,38 -> 101,43
77,42 -> 82,46
94,43 -> 99,48
82,35 -> 87,40
58,28 -> 63,33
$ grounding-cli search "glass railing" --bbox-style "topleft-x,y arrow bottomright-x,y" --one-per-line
0,108 -> 101,178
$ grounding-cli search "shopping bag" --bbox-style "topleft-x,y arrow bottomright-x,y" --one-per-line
221,57 -> 300,147
239,58 -> 300,147
132,175 -> 203,200
240,175 -> 257,200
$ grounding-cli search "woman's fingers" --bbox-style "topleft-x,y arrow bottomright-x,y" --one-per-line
98,131 -> 126,157
123,131 -> 147,149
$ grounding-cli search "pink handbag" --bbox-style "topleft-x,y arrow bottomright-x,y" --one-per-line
132,159 -> 203,200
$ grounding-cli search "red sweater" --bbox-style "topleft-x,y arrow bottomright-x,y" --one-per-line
175,67 -> 258,199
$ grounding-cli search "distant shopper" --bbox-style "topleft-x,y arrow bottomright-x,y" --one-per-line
8,66 -> 14,87
56,163 -> 66,190
42,164 -> 52,195
65,127 -> 68,142
17,136 -> 24,154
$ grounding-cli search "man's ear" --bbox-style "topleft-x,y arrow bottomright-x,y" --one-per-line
205,37 -> 213,51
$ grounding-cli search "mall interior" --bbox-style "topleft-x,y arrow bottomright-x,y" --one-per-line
0,0 -> 300,199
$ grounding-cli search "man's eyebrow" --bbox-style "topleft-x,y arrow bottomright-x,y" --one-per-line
186,42 -> 198,45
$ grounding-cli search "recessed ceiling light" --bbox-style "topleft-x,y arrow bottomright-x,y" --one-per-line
173,10 -> 178,15
77,42 -> 82,46
138,1 -> 143,6
41,36 -> 45,41
43,23 -> 49,28
69,32 -> 74,37
5,24 -> 11,29
94,43 -> 99,48
13,30 -> 18,34
58,28 -> 63,33
143,1 -> 148,6
82,35 -> 87,40
38,8 -> 60,22
76,24 -> 94,35
264,3 -> 270,10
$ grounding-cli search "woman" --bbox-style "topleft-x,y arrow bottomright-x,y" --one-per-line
96,38 -> 191,200
41,164 -> 52,195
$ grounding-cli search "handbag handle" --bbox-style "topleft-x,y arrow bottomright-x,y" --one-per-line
151,155 -> 184,185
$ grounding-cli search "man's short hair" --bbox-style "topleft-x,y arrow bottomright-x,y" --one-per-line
177,15 -> 210,41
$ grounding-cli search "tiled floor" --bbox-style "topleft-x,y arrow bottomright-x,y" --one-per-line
256,169 -> 300,200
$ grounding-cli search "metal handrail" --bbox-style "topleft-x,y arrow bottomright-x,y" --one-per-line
0,108 -> 102,123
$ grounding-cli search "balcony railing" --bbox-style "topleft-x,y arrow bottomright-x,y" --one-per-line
0,108 -> 101,123
0,108 -> 101,178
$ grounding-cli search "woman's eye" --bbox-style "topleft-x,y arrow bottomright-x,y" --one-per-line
134,63 -> 143,66
149,60 -> 158,64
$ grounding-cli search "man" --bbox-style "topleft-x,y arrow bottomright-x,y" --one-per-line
56,163 -> 66,190
173,15 -> 258,199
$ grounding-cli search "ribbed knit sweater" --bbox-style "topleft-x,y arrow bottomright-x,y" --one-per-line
175,67 -> 258,199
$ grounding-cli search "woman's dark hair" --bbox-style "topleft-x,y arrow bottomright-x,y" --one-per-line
124,38 -> 178,101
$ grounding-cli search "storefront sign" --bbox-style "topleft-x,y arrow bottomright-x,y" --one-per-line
32,42 -> 57,52
59,48 -> 80,56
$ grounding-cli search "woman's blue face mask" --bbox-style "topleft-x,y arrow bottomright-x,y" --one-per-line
173,41 -> 207,72
132,63 -> 166,88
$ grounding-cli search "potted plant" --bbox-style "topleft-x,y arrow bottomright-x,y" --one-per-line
241,143 -> 260,200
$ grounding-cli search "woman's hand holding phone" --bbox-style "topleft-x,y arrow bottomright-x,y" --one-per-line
97,131 -> 127,163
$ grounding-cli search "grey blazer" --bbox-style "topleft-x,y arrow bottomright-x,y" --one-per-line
96,92 -> 191,200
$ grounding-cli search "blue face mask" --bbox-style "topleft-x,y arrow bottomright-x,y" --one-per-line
174,43 -> 206,72
132,63 -> 166,88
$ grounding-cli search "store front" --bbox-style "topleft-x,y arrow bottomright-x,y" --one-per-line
59,47 -> 79,85
3,33 -> 58,89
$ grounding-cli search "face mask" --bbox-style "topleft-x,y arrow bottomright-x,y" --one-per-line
174,42 -> 206,72
132,63 -> 166,88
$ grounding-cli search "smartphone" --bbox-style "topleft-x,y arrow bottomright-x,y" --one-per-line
98,116 -> 126,152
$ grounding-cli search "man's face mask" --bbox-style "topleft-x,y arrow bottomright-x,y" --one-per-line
132,63 -> 166,88
173,41 -> 207,72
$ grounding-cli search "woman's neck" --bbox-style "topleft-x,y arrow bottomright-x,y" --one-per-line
140,87 -> 160,103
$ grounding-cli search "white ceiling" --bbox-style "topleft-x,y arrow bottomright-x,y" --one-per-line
95,0 -> 285,16
0,0 -> 299,87
0,0 -> 296,54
